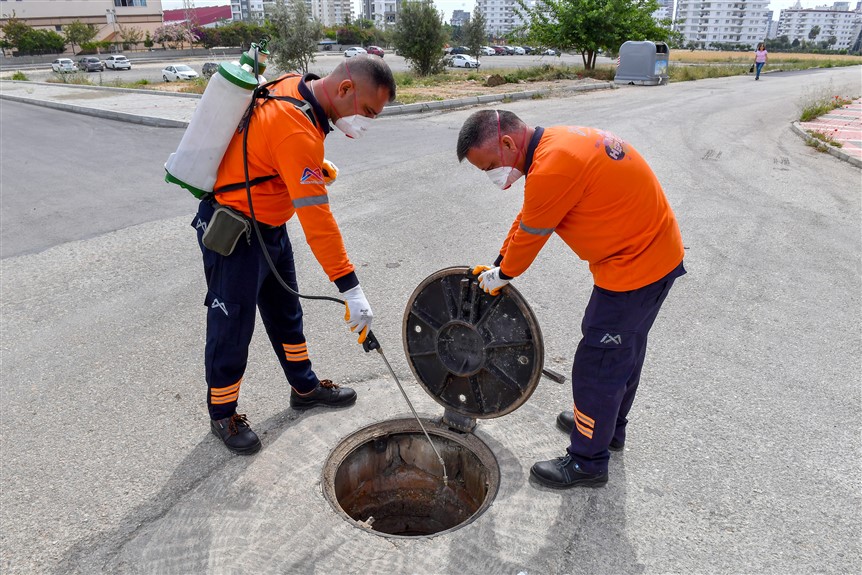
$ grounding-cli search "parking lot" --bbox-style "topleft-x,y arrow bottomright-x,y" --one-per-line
11,50 -> 612,85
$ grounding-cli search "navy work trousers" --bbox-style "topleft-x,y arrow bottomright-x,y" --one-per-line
193,200 -> 319,420
567,261 -> 686,474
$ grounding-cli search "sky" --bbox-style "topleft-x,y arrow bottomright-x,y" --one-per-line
160,0 -> 848,22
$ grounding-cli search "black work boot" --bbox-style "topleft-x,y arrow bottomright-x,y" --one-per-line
556,410 -> 624,451
211,413 -> 262,455
530,454 -> 608,489
290,379 -> 356,410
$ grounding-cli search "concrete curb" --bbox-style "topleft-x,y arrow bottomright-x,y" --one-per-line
790,121 -> 862,169
380,81 -> 615,116
0,79 -> 203,98
0,92 -> 189,128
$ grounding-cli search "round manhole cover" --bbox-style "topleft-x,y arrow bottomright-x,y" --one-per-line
403,266 -> 544,419
322,418 -> 500,538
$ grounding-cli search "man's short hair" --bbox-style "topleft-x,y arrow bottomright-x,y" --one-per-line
339,55 -> 397,103
456,109 -> 524,162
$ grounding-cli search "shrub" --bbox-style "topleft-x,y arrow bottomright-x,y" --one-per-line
10,71 -> 28,81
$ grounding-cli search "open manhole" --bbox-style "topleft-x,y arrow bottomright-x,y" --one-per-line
323,268 -> 544,538
322,418 -> 500,538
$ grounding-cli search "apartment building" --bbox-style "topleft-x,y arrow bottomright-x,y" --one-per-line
232,0 -> 350,27
476,0 -> 531,37
363,0 -> 397,29
451,9 -> 470,27
653,0 -> 673,22
0,0 -> 164,42
673,0 -> 770,47
776,1 -> 862,49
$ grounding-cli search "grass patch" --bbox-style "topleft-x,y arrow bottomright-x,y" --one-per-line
10,71 -> 29,81
797,80 -> 857,121
179,78 -> 208,94
668,63 -> 751,82
671,50 -> 862,65
46,72 -> 92,85
806,129 -> 843,148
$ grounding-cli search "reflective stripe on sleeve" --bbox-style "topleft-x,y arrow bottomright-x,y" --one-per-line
292,194 -> 329,208
519,221 -> 554,236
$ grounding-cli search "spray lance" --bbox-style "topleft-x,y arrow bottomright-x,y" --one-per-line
164,40 -> 448,486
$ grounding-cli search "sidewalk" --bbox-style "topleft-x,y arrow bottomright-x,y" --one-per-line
793,98 -> 862,168
0,78 -> 613,126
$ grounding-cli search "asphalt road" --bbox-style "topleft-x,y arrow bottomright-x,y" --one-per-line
0,66 -> 860,574
17,51 -> 607,85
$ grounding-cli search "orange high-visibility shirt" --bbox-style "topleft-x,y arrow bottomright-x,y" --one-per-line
498,126 -> 684,291
214,74 -> 355,285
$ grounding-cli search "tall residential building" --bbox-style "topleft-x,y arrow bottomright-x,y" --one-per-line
673,0 -> 770,47
364,0 -> 398,28
476,0 -> 531,37
653,0 -> 673,22
451,9 -> 471,27
776,1 -> 861,49
0,0 -> 164,44
232,0 -> 352,26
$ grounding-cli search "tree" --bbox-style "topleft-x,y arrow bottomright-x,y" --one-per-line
266,0 -> 321,74
392,0 -> 447,76
118,25 -> 143,50
153,23 -> 198,49
808,25 -> 820,41
517,0 -> 672,69
1,13 -> 33,52
63,20 -> 97,55
462,7 -> 487,61
19,28 -> 66,55
827,35 -> 837,49
144,31 -> 154,49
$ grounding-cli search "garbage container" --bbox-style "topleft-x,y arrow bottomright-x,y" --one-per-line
614,41 -> 669,86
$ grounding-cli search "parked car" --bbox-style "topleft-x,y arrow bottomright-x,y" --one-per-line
541,48 -> 557,56
162,64 -> 199,82
344,47 -> 367,57
104,55 -> 131,70
202,62 -> 219,79
491,46 -> 507,55
513,46 -> 526,55
502,46 -> 516,55
450,54 -> 480,69
480,46 -> 496,56
366,45 -> 384,57
51,58 -> 76,73
523,46 -> 535,54
77,56 -> 104,72
449,46 -> 470,55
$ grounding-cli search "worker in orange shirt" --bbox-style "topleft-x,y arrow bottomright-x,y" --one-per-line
192,56 -> 396,455
457,110 -> 686,488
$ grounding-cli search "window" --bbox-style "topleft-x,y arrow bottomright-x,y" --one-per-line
115,0 -> 147,6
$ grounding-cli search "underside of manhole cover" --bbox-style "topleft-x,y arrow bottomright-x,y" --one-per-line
322,418 -> 500,538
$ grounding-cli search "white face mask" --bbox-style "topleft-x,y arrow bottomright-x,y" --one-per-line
486,166 -> 524,190
335,114 -> 372,139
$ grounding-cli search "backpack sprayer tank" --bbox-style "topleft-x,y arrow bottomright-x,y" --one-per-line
164,43 -> 270,199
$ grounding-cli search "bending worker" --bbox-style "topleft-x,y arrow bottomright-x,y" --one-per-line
457,110 -> 685,488
192,55 -> 396,455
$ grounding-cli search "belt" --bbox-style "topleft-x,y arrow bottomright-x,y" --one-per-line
207,197 -> 282,230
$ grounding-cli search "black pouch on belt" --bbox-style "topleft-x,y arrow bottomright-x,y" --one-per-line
202,205 -> 251,257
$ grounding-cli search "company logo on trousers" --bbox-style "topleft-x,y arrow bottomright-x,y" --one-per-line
211,298 -> 228,316
600,333 -> 622,345
195,217 -> 208,233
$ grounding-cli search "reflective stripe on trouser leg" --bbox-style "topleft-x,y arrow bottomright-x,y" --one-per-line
194,200 -> 260,420
256,229 -> 319,395
567,265 -> 683,473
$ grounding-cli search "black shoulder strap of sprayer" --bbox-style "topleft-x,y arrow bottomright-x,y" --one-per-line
211,75 -> 317,196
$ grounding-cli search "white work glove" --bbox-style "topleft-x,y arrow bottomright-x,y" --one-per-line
343,284 -> 373,343
472,265 -> 510,296
322,158 -> 338,185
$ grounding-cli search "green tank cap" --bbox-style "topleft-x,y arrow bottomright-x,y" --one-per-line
239,52 -> 267,73
217,61 -> 258,90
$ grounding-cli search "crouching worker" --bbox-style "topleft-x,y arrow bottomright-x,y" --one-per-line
457,110 -> 685,488
193,55 -> 396,454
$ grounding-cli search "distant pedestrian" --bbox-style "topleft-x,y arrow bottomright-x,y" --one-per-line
754,43 -> 768,80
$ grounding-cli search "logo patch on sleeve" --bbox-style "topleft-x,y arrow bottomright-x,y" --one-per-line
300,167 -> 325,185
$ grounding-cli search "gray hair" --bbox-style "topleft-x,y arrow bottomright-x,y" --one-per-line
456,109 -> 525,162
